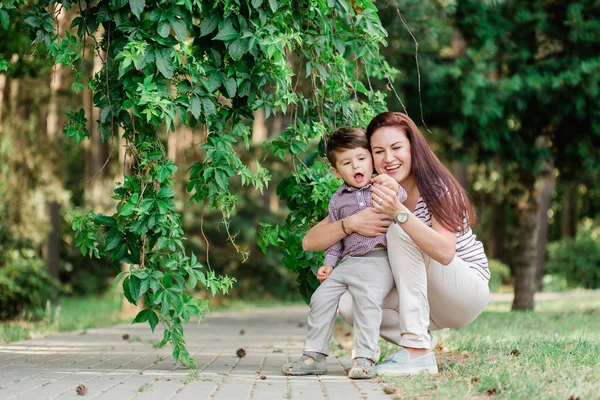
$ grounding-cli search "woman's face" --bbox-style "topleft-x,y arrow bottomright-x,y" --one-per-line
370,126 -> 412,185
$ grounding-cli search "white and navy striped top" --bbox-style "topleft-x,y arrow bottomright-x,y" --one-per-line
413,196 -> 490,282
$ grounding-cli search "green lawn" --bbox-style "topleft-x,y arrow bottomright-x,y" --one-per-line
0,289 -> 126,344
367,291 -> 600,400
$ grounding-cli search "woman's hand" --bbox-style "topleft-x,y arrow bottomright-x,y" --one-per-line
371,183 -> 405,218
371,174 -> 399,193
345,207 -> 392,237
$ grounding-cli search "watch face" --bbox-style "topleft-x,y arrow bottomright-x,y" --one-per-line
396,211 -> 409,223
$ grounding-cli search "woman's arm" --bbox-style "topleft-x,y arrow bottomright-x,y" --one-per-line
371,183 -> 457,265
302,208 -> 392,252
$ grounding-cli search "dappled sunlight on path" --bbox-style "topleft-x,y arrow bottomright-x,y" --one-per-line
0,305 -> 393,399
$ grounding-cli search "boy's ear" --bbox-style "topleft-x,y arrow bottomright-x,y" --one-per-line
331,166 -> 342,179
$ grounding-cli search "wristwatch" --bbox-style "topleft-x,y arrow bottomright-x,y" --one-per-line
394,209 -> 410,225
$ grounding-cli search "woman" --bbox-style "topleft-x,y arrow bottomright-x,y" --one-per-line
303,112 -> 490,376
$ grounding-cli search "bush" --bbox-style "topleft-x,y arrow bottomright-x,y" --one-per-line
0,250 -> 58,320
488,259 -> 511,292
546,220 -> 600,289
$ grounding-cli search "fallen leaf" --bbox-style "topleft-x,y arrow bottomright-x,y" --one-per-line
509,349 -> 520,356
565,344 -> 574,350
76,384 -> 88,396
236,348 -> 246,358
485,387 -> 499,396
567,396 -> 580,400
471,376 -> 480,383
260,375 -> 267,380
122,334 -> 130,340
382,385 -> 396,394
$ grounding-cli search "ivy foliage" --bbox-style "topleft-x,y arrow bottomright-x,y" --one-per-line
4,0 -> 393,366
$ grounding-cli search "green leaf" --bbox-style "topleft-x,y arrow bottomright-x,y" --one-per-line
104,228 -> 123,252
158,20 -> 171,37
129,0 -> 145,18
213,19 -> 238,41
190,95 -> 201,119
200,12 -> 220,37
129,275 -> 142,303
158,186 -> 175,198
0,9 -> 9,30
204,73 -> 221,93
148,310 -> 159,332
222,76 -> 237,98
170,19 -> 186,40
120,202 -> 135,217
202,98 -> 216,116
214,169 -> 228,191
155,48 -> 174,79
113,270 -> 128,289
268,0 -> 278,12
132,309 -> 150,324
157,199 -> 168,214
228,38 -> 249,61
94,214 -> 117,227
251,0 -> 263,8
123,276 -> 136,305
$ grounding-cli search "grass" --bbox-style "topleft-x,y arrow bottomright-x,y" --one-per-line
0,289 -> 127,344
334,290 -> 600,400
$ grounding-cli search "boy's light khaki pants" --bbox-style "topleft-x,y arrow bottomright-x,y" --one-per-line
304,248 -> 394,362
338,224 -> 490,349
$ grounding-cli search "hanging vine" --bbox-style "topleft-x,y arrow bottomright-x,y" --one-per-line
3,0 -> 396,366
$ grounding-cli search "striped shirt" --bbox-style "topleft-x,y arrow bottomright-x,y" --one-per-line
412,196 -> 490,281
324,183 -> 408,267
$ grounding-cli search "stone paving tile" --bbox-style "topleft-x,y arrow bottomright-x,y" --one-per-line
0,306 -> 394,399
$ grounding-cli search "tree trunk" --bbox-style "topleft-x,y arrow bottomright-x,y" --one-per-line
512,172 -> 539,311
45,201 -> 61,303
562,184 -> 576,238
488,199 -> 506,261
452,161 -> 468,190
0,73 -> 6,123
252,108 -> 268,144
84,30 -> 109,210
535,160 -> 555,288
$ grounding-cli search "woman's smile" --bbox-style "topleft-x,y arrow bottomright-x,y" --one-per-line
370,126 -> 412,185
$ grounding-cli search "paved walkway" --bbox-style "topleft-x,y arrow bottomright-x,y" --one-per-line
0,306 -> 393,400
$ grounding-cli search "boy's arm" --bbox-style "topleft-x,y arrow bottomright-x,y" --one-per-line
323,196 -> 343,268
396,184 -> 408,204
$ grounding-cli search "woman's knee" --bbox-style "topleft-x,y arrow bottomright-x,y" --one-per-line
338,291 -> 354,325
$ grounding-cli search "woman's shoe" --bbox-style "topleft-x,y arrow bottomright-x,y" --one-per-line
377,347 -> 438,376
281,353 -> 327,376
348,357 -> 376,379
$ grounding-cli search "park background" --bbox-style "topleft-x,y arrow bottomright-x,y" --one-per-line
0,0 -> 599,397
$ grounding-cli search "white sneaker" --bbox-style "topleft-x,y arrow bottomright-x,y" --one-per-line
377,347 -> 438,376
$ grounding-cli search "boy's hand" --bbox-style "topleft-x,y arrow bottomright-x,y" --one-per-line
372,174 -> 399,193
317,265 -> 334,282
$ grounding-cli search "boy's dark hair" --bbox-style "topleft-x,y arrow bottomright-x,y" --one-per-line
325,127 -> 369,166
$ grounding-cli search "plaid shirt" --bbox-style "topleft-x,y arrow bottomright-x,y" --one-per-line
324,182 -> 407,267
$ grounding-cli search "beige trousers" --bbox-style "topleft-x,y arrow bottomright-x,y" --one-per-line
338,224 -> 489,349
305,248 -> 394,362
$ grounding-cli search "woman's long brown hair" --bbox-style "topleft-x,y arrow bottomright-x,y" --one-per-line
366,112 -> 475,233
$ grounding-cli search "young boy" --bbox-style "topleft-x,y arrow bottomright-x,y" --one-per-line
282,127 -> 407,379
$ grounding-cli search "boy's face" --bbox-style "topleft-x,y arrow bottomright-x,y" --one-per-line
332,147 -> 374,189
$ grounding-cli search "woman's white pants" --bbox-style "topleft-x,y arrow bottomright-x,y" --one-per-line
338,223 -> 490,349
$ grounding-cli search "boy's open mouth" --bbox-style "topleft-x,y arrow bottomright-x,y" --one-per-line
354,173 -> 364,182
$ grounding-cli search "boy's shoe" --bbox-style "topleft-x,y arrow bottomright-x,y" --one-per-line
281,353 -> 327,376
348,357 -> 376,379
377,347 -> 438,376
